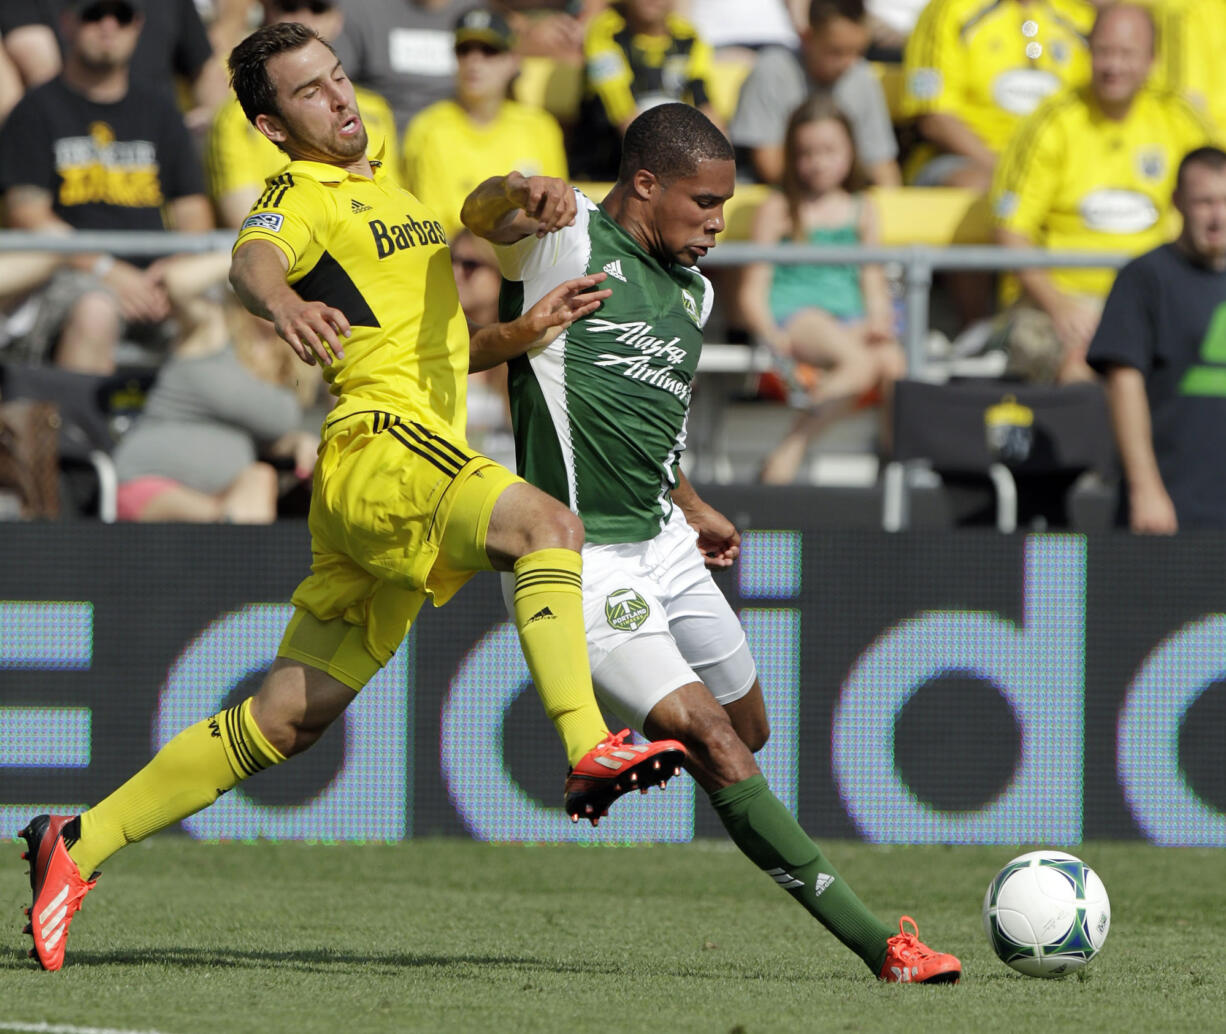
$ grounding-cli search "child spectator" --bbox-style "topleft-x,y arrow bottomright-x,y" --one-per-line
738,95 -> 904,483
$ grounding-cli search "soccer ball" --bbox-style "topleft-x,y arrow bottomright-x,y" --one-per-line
982,850 -> 1110,978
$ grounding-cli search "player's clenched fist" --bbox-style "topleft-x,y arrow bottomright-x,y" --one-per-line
504,171 -> 576,237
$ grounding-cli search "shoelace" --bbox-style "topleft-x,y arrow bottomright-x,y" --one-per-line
887,916 -> 934,959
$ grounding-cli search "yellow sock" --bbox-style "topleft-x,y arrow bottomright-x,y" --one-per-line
513,547 -> 609,767
68,698 -> 285,874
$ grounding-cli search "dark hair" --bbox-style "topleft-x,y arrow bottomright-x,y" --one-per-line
229,21 -> 334,124
1176,145 -> 1226,191
616,103 -> 734,185
780,94 -> 867,234
808,0 -> 865,31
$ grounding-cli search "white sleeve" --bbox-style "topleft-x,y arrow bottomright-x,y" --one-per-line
495,189 -> 594,298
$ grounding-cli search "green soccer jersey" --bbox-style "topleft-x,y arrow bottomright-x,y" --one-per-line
497,191 -> 713,544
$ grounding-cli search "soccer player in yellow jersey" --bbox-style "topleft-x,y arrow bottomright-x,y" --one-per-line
403,9 -> 567,238
17,21 -> 688,973
207,0 -> 401,228
992,3 -> 1215,382
903,0 -> 1093,189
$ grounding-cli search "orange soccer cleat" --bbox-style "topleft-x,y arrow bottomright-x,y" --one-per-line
19,814 -> 99,971
564,729 -> 687,826
878,916 -> 962,984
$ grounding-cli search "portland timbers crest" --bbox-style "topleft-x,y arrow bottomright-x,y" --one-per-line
605,588 -> 650,631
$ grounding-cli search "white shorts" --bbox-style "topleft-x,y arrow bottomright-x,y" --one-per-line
502,508 -> 757,729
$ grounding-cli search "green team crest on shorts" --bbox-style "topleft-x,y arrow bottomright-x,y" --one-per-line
605,588 -> 650,631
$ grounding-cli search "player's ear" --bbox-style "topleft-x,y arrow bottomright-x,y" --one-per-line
255,112 -> 289,146
631,168 -> 659,201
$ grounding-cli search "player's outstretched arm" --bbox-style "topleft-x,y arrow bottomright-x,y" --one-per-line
230,240 -> 351,367
461,171 -> 577,245
672,469 -> 741,569
469,272 -> 611,372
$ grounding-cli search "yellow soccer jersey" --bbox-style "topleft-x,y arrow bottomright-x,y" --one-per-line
233,160 -> 469,434
904,0 -> 1093,156
403,99 -> 567,238
207,84 -> 401,206
582,5 -> 713,127
992,85 -> 1215,298
1151,0 -> 1226,131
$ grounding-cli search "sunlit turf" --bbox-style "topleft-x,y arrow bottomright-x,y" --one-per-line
1,838 -> 1221,1034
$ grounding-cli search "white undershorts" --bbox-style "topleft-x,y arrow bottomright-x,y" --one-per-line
502,507 -> 757,729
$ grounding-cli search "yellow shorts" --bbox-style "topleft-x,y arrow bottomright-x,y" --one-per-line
279,409 -> 523,688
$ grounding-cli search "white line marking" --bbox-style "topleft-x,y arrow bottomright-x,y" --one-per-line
0,1023 -> 172,1034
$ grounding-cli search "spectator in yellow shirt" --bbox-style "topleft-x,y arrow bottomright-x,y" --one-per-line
1151,0 -> 1226,131
206,0 -> 401,228
570,0 -> 718,180
992,3 -> 1215,383
903,0 -> 1093,191
403,9 -> 567,237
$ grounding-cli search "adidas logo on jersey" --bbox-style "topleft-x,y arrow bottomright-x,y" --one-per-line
351,198 -> 372,214
602,259 -> 627,282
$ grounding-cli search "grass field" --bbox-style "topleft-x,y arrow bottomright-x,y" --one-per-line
0,838 -> 1221,1034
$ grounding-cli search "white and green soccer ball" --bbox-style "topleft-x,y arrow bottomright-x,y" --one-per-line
983,850 -> 1110,978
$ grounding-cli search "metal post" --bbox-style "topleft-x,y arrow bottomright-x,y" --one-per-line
902,246 -> 933,376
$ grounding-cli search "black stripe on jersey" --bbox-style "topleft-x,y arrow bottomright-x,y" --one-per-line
293,250 -> 380,329
959,0 -> 1004,42
254,173 -> 294,210
223,706 -> 263,778
996,91 -> 1079,193
387,424 -> 459,476
408,421 -> 471,466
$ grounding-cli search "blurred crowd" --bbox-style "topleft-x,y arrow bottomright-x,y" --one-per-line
0,0 -> 1223,526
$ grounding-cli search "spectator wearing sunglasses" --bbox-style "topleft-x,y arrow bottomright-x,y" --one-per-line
0,0 -> 228,132
402,8 -> 566,237
0,0 -> 213,374
206,0 -> 401,228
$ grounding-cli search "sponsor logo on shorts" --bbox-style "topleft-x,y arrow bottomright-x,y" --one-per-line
605,588 -> 649,631
241,212 -> 284,233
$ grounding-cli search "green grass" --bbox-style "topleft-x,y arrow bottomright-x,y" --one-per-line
0,839 -> 1221,1034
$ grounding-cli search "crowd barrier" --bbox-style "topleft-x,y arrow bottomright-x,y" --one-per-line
1,512 -> 1223,847
0,230 -> 1130,371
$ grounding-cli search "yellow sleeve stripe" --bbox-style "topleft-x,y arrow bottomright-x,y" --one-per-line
234,229 -> 299,270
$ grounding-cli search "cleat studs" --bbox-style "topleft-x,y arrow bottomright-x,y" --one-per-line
19,852 -> 27,861
651,759 -> 661,770
659,781 -> 666,790
23,907 -> 29,917
640,787 -> 648,794
570,813 -> 579,823
27,949 -> 35,959
22,923 -> 31,935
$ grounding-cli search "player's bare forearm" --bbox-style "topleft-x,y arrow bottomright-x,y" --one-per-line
462,172 -> 577,244
231,240 -> 351,366
470,272 -> 611,372
672,470 -> 741,568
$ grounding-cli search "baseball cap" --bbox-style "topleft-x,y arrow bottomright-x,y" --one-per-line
454,9 -> 513,52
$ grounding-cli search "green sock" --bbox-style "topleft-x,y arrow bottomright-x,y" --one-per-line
709,774 -> 892,972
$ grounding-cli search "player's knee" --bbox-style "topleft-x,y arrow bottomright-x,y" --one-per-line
525,502 -> 585,553
739,719 -> 770,754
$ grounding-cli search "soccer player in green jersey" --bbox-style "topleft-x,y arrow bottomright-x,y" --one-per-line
461,102 -> 962,983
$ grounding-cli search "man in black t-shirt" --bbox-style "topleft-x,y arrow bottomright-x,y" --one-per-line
1087,146 -> 1226,532
0,0 -> 212,373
